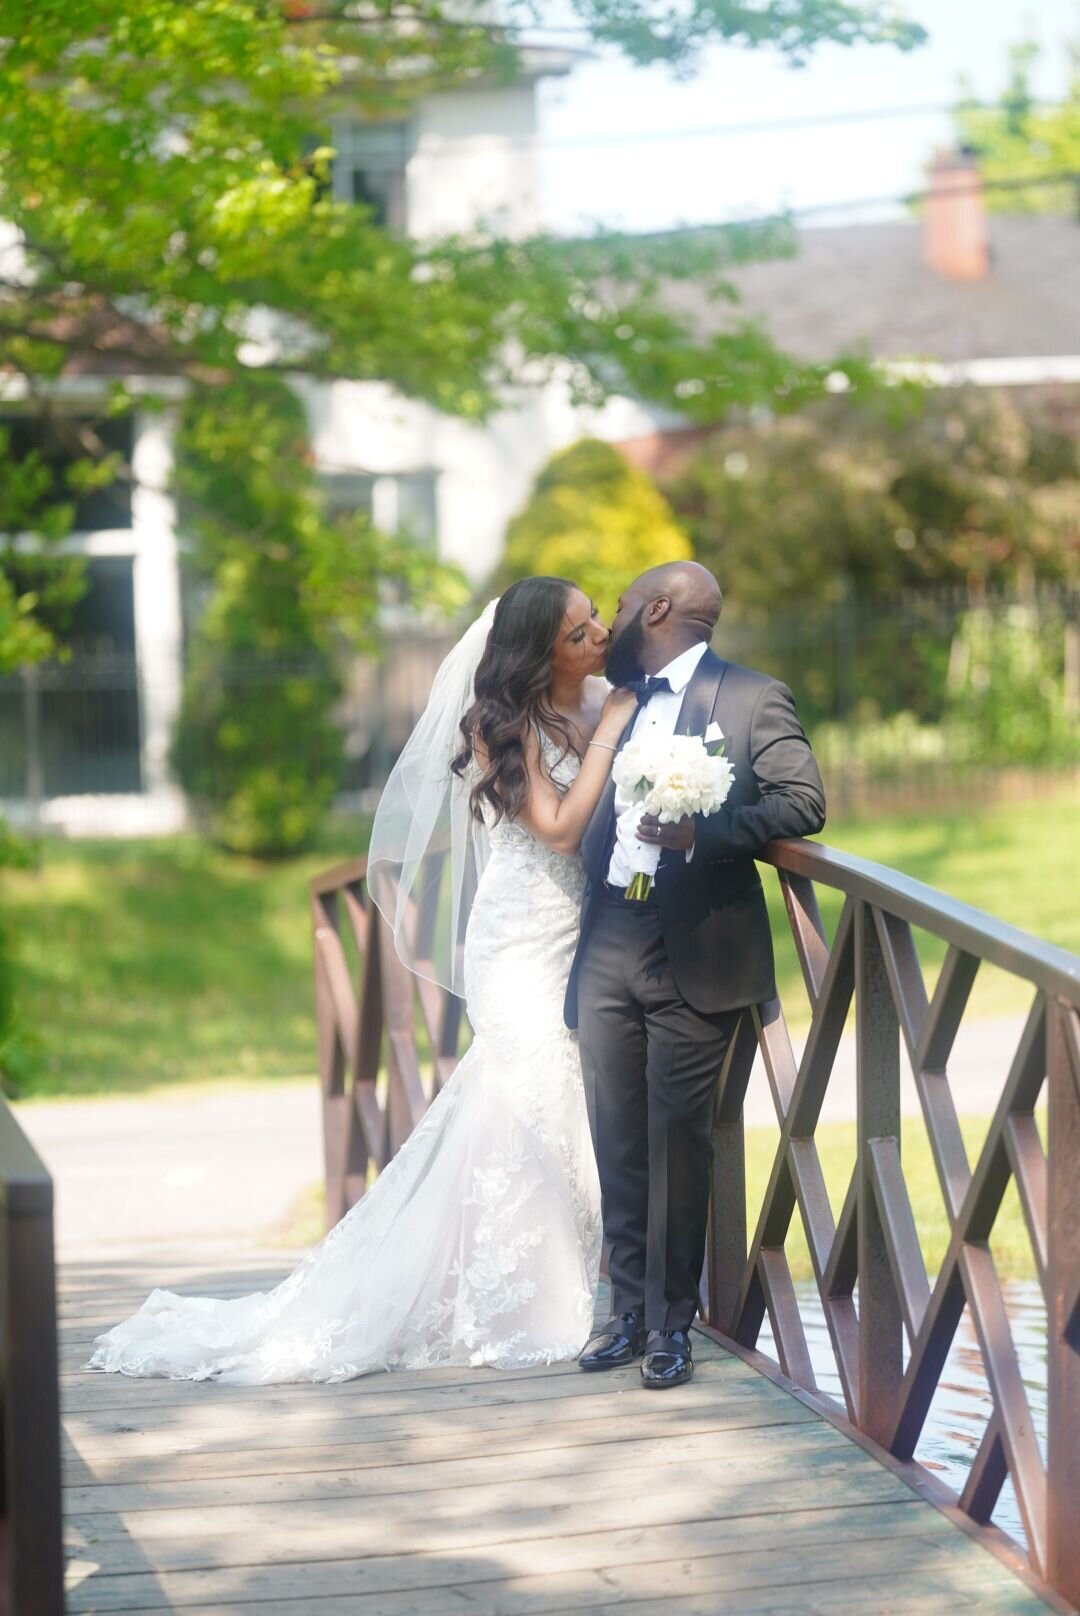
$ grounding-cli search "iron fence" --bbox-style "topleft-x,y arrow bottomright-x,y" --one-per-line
2,588 -> 1077,830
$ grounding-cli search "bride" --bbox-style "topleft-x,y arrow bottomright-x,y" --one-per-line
87,578 -> 635,1383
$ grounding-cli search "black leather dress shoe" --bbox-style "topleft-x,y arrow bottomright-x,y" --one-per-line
578,1313 -> 648,1370
640,1329 -> 693,1388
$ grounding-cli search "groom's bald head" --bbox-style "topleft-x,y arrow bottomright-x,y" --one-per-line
633,562 -> 722,637
606,561 -> 723,682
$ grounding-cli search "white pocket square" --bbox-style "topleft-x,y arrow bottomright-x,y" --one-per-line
705,721 -> 724,744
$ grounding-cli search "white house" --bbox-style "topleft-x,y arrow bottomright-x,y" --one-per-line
306,54 -> 660,583
0,50 -> 657,835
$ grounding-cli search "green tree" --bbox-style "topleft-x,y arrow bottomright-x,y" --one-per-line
668,389 -> 1080,720
171,374 -> 467,856
499,439 -> 692,613
0,0 -> 924,650
0,414 -> 112,670
956,39 -> 1080,212
675,390 -> 1079,612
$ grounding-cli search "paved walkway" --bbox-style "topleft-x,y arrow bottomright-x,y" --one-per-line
60,1259 -> 1055,1616
17,1082 -> 323,1262
17,1014 -> 1028,1262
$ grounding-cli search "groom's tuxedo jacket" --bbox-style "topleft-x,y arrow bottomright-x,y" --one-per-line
564,648 -> 826,1028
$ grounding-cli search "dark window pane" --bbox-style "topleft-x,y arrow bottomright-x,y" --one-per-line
39,658 -> 142,795
1,412 -> 134,531
0,556 -> 143,796
322,471 -> 376,519
68,555 -> 137,654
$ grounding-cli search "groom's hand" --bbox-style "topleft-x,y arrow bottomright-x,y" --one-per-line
637,813 -> 695,853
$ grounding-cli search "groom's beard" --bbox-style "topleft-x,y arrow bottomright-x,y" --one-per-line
605,605 -> 648,688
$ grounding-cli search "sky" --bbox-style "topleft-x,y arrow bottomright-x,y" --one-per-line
533,0 -> 1080,234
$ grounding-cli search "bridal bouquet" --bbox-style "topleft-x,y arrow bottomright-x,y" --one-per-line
612,731 -> 735,901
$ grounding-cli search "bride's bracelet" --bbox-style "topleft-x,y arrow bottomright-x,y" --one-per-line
588,740 -> 617,753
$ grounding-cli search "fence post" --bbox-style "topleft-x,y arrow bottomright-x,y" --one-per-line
1064,620 -> 1080,719
21,667 -> 44,835
855,900 -> 904,1445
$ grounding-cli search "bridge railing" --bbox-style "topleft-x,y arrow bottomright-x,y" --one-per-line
310,855 -> 464,1224
310,838 -> 1080,1608
705,839 -> 1080,1609
0,1099 -> 64,1616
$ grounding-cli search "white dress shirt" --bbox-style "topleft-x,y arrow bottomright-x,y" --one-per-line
606,640 -> 708,888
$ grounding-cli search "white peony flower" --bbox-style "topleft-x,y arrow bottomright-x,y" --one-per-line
613,731 -> 734,824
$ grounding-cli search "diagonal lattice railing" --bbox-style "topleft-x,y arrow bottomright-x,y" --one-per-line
311,837 -> 1080,1608
703,839 -> 1080,1609
310,853 -> 465,1225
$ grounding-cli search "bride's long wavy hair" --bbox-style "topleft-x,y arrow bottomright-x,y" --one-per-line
451,577 -> 580,826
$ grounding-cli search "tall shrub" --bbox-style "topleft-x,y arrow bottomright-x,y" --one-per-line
499,439 -> 691,614
172,379 -> 347,857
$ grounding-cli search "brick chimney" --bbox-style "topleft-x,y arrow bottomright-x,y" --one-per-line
923,146 -> 989,281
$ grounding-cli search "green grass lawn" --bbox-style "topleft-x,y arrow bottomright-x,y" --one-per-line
766,785 -> 1080,1030
2,786 -> 1077,1098
1,824 -> 364,1097
745,1112 -> 1041,1282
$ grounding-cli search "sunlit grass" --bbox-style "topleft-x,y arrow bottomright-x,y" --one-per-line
2,786 -> 1076,1097
745,1113 -> 1042,1283
2,820 -> 365,1096
769,784 -> 1080,1031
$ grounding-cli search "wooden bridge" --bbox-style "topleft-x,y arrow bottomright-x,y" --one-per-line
4,838 -> 1080,1615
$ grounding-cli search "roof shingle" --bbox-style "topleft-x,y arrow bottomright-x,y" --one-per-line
669,213 -> 1080,364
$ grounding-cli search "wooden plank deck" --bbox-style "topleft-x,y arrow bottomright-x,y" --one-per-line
60,1257 -> 1059,1616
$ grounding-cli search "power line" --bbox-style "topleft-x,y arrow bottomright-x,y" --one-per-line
337,94 -> 1070,159
774,167 -> 1080,224
537,98 -> 1068,151
603,169 -> 1080,239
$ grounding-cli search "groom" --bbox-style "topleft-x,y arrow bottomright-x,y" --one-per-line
566,561 -> 826,1388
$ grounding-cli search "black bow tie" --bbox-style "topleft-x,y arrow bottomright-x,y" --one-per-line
629,675 -> 673,708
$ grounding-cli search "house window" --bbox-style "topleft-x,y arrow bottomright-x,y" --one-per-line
323,469 -> 438,549
395,471 -> 438,548
44,555 -> 142,795
0,412 -> 134,531
323,470 -> 376,522
70,554 -> 138,654
330,119 -> 411,231
0,556 -> 142,798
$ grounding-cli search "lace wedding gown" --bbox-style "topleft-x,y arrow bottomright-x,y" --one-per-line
87,741 -> 601,1383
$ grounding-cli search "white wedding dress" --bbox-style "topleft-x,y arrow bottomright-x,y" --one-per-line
87,739 -> 601,1383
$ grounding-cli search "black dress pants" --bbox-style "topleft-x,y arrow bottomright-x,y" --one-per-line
577,891 -> 741,1334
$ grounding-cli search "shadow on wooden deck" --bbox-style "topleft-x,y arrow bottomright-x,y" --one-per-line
60,1257 -> 1061,1616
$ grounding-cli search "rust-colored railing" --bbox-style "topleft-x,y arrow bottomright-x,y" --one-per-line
310,856 -> 465,1225
0,1100 -> 64,1616
311,839 -> 1080,1608
705,839 -> 1080,1609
